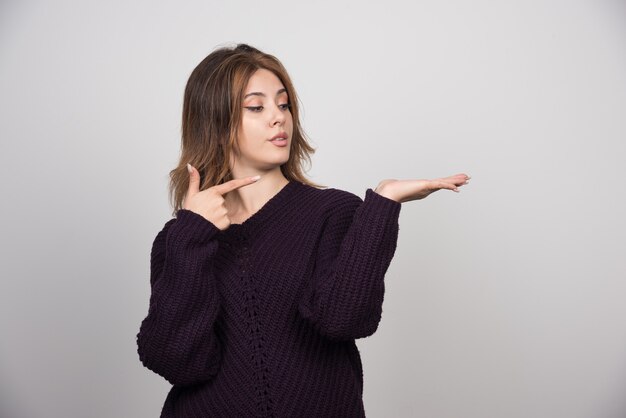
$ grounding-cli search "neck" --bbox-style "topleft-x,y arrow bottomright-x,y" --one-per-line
224,169 -> 289,218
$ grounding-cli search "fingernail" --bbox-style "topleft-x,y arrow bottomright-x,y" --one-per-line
454,188 -> 460,192
251,175 -> 261,181
187,163 -> 192,173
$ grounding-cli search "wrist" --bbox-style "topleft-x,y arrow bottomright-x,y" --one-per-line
373,184 -> 398,202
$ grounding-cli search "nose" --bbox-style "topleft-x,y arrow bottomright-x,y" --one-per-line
271,103 -> 286,126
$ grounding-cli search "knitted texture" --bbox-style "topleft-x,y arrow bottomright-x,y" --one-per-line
136,180 -> 402,417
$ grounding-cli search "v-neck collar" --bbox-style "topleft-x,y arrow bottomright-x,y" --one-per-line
219,180 -> 298,238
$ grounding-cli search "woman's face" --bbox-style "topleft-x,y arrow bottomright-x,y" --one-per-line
231,68 -> 293,172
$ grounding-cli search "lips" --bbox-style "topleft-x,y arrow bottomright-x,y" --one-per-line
270,132 -> 288,140
270,138 -> 288,147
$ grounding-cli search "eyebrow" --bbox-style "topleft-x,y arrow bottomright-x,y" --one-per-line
244,88 -> 287,99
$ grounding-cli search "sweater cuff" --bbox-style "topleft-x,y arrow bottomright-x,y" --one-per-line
364,188 -> 402,220
173,209 -> 221,244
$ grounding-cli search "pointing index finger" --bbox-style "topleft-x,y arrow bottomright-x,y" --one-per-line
213,175 -> 261,195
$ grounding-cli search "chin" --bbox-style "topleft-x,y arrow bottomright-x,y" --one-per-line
270,152 -> 290,164
258,157 -> 289,170
273,157 -> 290,167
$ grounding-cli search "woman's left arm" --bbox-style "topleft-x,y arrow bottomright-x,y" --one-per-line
297,173 -> 470,341
297,188 -> 402,341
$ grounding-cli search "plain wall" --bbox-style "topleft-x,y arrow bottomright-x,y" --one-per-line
1,0 -> 625,417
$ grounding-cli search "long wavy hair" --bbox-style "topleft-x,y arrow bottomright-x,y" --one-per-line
168,43 -> 324,216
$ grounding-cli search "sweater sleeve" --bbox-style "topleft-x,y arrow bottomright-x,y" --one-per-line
297,188 -> 402,341
136,209 -> 223,386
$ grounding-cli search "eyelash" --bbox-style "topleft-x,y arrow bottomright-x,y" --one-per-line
245,103 -> 291,112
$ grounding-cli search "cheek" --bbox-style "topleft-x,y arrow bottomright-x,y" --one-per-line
238,120 -> 256,141
239,124 -> 265,148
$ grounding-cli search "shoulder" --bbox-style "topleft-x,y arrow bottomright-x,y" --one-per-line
158,217 -> 177,236
296,182 -> 363,216
151,217 -> 177,248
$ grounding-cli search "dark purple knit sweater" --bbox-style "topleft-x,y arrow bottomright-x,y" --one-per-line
136,180 -> 402,417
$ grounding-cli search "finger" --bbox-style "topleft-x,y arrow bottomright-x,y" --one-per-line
213,175 -> 261,195
457,173 -> 471,181
434,181 -> 459,192
439,175 -> 470,188
449,173 -> 470,179
441,173 -> 470,182
187,163 -> 200,195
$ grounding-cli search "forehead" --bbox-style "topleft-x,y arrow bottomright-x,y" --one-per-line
244,69 -> 287,96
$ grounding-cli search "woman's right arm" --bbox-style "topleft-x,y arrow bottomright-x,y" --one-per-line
136,209 -> 222,386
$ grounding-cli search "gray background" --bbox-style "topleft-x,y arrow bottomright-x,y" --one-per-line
1,0 -> 625,417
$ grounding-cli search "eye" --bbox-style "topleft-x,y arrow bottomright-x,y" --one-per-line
244,103 -> 291,113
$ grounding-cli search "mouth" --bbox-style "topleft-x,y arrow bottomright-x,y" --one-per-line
269,136 -> 289,147
270,132 -> 288,141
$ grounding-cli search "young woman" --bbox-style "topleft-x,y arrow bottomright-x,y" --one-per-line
136,43 -> 470,418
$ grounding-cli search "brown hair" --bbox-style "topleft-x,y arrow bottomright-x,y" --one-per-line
168,43 -> 324,216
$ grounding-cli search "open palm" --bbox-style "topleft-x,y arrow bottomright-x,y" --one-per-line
374,173 -> 470,203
